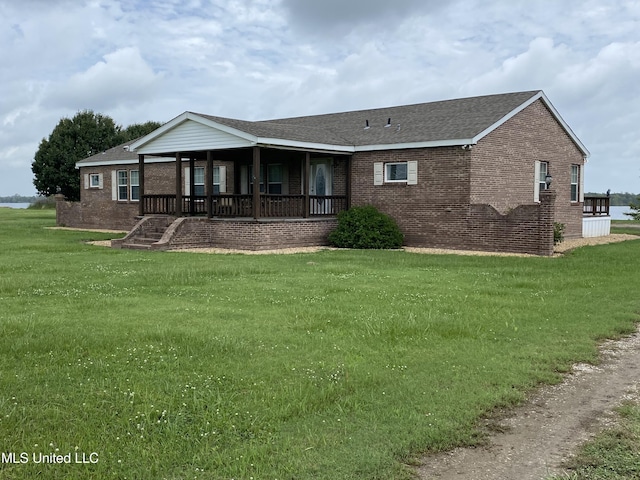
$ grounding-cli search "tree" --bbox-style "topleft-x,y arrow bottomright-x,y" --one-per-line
626,196 -> 640,220
31,113 -> 163,201
121,121 -> 163,142
32,111 -> 123,201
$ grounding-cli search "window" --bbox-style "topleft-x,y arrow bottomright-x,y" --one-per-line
194,167 -> 205,196
374,161 -> 417,185
212,166 -> 221,194
130,170 -> 139,201
570,165 -> 579,202
117,170 -> 128,201
90,174 -> 101,188
85,173 -> 103,189
267,164 -> 283,194
538,161 -> 549,192
249,164 -> 282,194
385,162 -> 408,182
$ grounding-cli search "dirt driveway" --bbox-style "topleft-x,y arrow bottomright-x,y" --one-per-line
416,328 -> 640,479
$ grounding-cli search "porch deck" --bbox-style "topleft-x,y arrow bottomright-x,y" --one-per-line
142,194 -> 348,218
583,196 -> 610,216
582,196 -> 611,238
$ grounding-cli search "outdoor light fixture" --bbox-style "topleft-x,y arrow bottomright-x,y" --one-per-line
545,173 -> 552,189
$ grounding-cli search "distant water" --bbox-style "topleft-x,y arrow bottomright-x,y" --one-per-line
0,203 -> 31,209
1,203 -> 635,218
610,205 -> 635,220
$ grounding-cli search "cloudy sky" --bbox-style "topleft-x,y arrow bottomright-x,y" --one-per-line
1,0 -> 639,196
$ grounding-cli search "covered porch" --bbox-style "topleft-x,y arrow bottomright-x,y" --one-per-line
137,146 -> 351,219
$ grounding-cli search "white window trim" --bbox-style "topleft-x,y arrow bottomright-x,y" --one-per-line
534,161 -> 548,203
214,166 -> 227,194
570,164 -> 580,203
193,166 -> 205,197
117,170 -> 128,201
375,161 -> 417,185
130,170 -> 139,202
85,173 -> 103,189
384,162 -> 409,183
186,166 -> 228,195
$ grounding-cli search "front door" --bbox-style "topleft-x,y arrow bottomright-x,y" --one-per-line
309,159 -> 332,214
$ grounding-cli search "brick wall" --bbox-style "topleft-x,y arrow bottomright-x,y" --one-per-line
162,217 -> 337,250
351,146 -> 474,248
348,102 -> 573,255
471,99 -> 585,238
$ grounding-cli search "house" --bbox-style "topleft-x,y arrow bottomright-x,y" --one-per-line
57,90 -> 596,255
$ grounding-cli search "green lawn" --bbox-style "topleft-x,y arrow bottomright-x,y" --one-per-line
612,219 -> 640,236
1,209 -> 640,480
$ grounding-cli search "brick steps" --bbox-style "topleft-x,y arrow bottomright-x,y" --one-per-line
121,223 -> 170,250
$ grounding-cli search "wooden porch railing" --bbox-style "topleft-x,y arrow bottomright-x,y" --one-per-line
142,194 -> 347,218
583,196 -> 610,216
143,194 -> 177,215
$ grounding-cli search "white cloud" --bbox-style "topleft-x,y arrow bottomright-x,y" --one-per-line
44,47 -> 163,111
0,0 -> 639,195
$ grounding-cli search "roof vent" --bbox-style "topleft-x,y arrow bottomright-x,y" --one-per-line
123,145 -> 130,151
364,120 -> 370,130
385,118 -> 391,127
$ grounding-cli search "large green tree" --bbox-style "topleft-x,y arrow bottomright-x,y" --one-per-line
32,111 -> 122,201
31,112 -> 162,201
122,121 -> 163,142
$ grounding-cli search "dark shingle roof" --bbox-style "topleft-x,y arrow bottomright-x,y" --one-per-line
76,141 -> 139,165
198,90 -> 541,147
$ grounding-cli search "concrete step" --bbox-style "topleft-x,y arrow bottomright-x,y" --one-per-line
122,243 -> 152,250
145,231 -> 164,240
129,237 -> 159,245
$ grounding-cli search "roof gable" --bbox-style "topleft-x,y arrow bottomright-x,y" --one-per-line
131,112 -> 255,155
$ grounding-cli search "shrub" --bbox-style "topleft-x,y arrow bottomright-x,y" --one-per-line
553,222 -> 565,245
329,205 -> 403,249
27,196 -> 57,210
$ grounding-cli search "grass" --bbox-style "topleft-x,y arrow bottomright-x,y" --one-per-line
612,219 -> 640,236
547,401 -> 640,479
1,208 -> 640,479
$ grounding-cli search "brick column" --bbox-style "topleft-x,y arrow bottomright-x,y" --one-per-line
54,193 -> 66,226
538,189 -> 556,256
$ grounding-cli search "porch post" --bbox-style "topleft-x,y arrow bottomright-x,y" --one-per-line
138,154 -> 145,216
206,151 -> 213,218
252,146 -> 260,219
189,157 -> 195,216
346,155 -> 352,210
304,152 -> 310,218
175,152 -> 182,217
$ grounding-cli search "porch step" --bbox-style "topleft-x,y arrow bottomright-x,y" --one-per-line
122,243 -> 153,250
121,220 -> 171,250
128,237 -> 159,245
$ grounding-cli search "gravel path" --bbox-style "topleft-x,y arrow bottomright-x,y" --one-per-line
164,234 -> 638,256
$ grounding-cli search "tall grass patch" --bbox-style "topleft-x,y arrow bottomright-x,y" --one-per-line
1,209 -> 639,479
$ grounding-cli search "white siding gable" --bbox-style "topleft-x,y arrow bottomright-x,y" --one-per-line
136,120 -> 253,155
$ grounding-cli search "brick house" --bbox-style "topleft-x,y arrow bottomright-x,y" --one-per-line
58,90 -> 590,255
